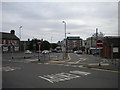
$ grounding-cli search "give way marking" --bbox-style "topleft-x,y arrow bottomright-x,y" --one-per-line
38,70 -> 91,83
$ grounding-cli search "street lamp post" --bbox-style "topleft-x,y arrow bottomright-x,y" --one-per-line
19,25 -> 22,53
62,21 -> 67,58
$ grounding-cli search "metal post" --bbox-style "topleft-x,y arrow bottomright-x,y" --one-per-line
11,45 -> 14,59
96,28 -> 98,56
19,26 -> 22,53
38,45 -> 40,61
111,44 -> 113,64
99,47 -> 101,66
62,21 -> 67,59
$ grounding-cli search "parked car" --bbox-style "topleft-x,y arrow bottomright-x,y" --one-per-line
74,51 -> 78,54
76,50 -> 83,54
36,50 -> 42,53
92,51 -> 99,55
25,50 -> 32,54
42,50 -> 50,54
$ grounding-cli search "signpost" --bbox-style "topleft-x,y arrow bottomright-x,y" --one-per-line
97,40 -> 103,47
37,40 -> 41,61
96,40 -> 103,66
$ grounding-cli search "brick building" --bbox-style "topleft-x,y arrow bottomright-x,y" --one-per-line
0,30 -> 20,52
102,36 -> 120,59
66,36 -> 82,52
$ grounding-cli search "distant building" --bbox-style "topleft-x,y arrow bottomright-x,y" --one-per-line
0,30 -> 20,52
102,36 -> 120,59
66,36 -> 83,52
85,36 -> 104,54
85,35 -> 120,59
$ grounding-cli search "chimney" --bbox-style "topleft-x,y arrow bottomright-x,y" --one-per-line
10,30 -> 15,35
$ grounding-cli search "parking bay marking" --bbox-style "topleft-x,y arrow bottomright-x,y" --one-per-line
38,70 -> 91,83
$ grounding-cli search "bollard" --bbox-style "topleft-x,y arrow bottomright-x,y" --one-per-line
99,63 -> 101,66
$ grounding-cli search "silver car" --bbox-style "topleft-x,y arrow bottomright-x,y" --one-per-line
42,50 -> 49,54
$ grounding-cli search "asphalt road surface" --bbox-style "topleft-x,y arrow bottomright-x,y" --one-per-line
1,53 -> 119,88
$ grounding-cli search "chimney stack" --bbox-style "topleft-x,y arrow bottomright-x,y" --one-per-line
10,30 -> 15,35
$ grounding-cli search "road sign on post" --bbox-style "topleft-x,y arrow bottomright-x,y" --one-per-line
96,40 -> 103,66
97,40 -> 103,47
37,40 -> 41,61
37,40 -> 41,45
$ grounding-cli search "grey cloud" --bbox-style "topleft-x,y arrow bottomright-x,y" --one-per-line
2,2 -> 118,42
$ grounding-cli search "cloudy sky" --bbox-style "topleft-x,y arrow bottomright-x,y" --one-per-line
2,1 -> 118,43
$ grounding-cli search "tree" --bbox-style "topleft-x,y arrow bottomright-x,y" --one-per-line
40,40 -> 50,51
51,43 -> 58,49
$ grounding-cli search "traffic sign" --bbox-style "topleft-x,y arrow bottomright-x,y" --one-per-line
97,40 -> 103,47
37,40 -> 41,45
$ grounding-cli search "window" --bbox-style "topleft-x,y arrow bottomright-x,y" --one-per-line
3,40 -> 6,44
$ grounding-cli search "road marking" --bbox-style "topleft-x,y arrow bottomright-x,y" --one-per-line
38,70 -> 91,83
64,65 -> 70,66
38,76 -> 54,83
44,63 -> 50,64
2,66 -> 21,72
90,68 -> 119,73
88,63 -> 109,66
67,62 -> 76,64
48,54 -> 71,63
69,70 -> 91,75
39,73 -> 80,83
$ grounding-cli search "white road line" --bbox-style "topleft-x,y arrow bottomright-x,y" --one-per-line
64,65 -> 70,66
38,76 -> 54,83
69,70 -> 91,76
67,62 -> 76,64
2,66 -> 21,72
75,60 -> 82,64
44,63 -> 50,64
38,71 -> 91,83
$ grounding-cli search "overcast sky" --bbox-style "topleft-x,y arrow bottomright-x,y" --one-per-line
2,1 -> 118,43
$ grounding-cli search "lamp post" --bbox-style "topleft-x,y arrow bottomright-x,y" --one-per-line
19,25 -> 22,53
62,21 -> 67,58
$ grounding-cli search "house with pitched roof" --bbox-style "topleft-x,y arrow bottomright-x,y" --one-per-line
0,30 -> 20,52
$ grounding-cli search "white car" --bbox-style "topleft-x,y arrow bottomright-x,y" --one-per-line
25,50 -> 32,54
74,51 -> 78,53
42,50 -> 49,54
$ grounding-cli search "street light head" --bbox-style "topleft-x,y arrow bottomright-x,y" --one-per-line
20,26 -> 22,28
62,21 -> 65,23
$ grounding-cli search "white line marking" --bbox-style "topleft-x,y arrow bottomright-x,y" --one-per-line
64,65 -> 70,66
2,66 -> 21,72
75,60 -> 82,64
38,71 -> 91,83
38,76 -> 54,83
70,70 -> 91,75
